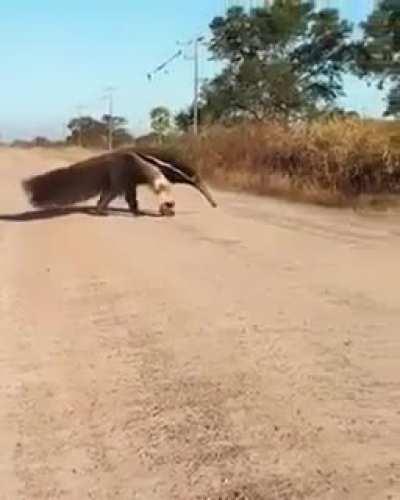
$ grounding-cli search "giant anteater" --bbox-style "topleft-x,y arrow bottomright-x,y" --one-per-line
22,147 -> 217,216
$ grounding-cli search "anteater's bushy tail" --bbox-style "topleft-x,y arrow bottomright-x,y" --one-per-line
22,158 -> 109,208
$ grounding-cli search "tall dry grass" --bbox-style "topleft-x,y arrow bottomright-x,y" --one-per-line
174,118 -> 400,206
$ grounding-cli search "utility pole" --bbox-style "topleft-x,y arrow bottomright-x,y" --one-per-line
62,121 -> 67,143
179,35 -> 205,136
193,36 -> 204,136
148,35 -> 206,136
104,86 -> 116,151
76,105 -> 85,148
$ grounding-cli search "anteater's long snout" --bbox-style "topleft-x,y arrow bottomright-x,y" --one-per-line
194,180 -> 218,208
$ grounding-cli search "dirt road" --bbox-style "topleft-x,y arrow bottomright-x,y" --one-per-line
0,147 -> 399,500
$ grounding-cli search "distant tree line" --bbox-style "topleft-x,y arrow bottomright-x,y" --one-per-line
11,137 -> 66,149
10,114 -> 136,149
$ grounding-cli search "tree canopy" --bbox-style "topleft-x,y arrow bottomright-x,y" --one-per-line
360,0 -> 400,116
150,106 -> 172,140
176,2 -> 356,129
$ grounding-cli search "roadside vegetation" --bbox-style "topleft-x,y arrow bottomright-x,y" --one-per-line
174,118 -> 400,206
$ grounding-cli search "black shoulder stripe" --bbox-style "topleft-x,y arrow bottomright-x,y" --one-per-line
135,152 -> 194,184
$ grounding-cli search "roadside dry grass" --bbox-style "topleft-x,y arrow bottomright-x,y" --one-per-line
174,118 -> 400,207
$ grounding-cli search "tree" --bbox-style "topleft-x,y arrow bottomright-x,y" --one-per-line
178,3 -> 355,126
67,116 -> 106,148
150,106 -> 172,140
360,0 -> 400,116
175,106 -> 195,132
32,136 -> 51,147
67,114 -> 133,148
175,104 -> 210,132
101,114 -> 128,131
101,114 -> 134,148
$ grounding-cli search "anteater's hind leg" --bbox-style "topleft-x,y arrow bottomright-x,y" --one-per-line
95,189 -> 118,216
124,186 -> 139,215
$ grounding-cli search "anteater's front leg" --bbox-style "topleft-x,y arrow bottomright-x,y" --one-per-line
125,186 -> 139,215
95,189 -> 117,216
125,152 -> 175,216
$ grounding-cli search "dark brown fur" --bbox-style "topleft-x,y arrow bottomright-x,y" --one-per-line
23,155 -> 114,208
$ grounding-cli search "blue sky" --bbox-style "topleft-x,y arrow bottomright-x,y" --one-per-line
0,0 -> 385,141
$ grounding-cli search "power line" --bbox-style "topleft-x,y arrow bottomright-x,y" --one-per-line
177,36 -> 206,136
147,50 -> 184,81
148,35 -> 206,135
188,36 -> 206,136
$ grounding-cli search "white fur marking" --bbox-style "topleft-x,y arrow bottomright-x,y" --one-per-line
153,175 -> 174,207
153,175 -> 170,193
141,154 -> 195,184
129,152 -> 176,211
